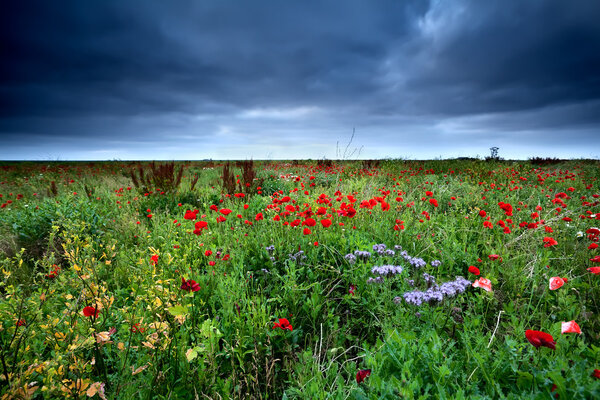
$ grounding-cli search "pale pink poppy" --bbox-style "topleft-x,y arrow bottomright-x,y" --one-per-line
561,320 -> 581,334
549,276 -> 565,291
472,277 -> 492,292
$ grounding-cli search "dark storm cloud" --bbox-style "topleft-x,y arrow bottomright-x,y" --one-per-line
0,0 -> 421,118
392,0 -> 600,116
1,0 -> 599,159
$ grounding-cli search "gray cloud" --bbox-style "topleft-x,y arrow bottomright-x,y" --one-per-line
1,0 -> 599,159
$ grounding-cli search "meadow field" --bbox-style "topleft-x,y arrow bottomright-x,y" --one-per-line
0,159 -> 599,399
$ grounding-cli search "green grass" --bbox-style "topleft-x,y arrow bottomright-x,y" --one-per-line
0,159 -> 599,399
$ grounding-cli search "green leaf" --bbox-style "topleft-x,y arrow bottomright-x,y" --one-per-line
186,347 -> 201,362
167,304 -> 188,317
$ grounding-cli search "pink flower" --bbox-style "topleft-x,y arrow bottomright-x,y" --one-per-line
561,320 -> 581,334
472,277 -> 492,292
549,276 -> 565,291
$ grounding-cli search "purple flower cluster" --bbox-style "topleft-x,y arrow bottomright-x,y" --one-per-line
400,276 -> 471,306
288,250 -> 306,262
398,250 -> 426,268
371,244 -> 396,257
439,276 -> 471,296
344,253 -> 357,264
431,259 -> 442,267
354,250 -> 372,261
371,265 -> 403,276
408,257 -> 427,268
422,273 -> 436,286
373,243 -> 387,252
367,264 -> 403,284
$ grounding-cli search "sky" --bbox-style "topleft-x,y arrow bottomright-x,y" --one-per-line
1,0 -> 600,160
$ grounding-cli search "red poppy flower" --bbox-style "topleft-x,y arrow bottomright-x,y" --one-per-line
180,277 -> 201,292
303,218 -> 316,227
205,250 -> 212,256
593,369 -> 600,379
590,256 -> 600,263
150,254 -> 159,265
320,219 -> 332,228
16,319 -> 26,327
479,210 -> 487,217
589,243 -> 599,250
344,208 -> 357,218
525,330 -> 556,350
195,220 -> 208,230
488,254 -> 499,261
429,198 -> 438,207
219,208 -> 232,215
543,237 -> 558,247
303,228 -> 311,235
83,306 -> 100,318
561,320 -> 581,334
587,267 -> 600,274
45,265 -> 61,279
184,210 -> 197,220
356,369 -> 371,384
468,266 -> 480,276
272,318 -> 293,331
549,276 -> 565,291
498,202 -> 513,216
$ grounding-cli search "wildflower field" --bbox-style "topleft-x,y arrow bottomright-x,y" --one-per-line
1,159 -> 599,399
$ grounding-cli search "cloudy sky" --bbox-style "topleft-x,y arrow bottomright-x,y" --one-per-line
1,0 -> 599,160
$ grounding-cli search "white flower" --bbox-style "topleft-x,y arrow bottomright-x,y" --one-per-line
576,231 -> 584,238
